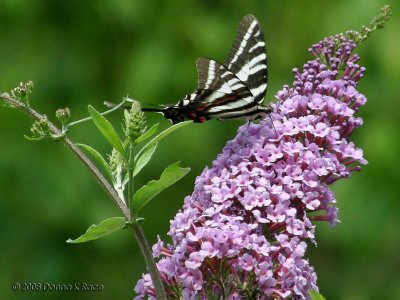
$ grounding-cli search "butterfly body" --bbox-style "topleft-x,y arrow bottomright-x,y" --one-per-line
138,15 -> 271,124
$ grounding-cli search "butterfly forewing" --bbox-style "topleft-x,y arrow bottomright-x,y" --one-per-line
225,14 -> 267,104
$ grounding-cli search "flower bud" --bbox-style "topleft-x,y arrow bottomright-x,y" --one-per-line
55,107 -> 71,125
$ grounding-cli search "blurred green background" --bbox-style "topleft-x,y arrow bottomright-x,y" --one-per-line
0,1 -> 398,299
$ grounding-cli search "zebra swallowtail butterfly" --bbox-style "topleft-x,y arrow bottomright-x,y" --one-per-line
137,15 -> 271,124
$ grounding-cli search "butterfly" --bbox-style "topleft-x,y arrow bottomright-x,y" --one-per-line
121,15 -> 271,124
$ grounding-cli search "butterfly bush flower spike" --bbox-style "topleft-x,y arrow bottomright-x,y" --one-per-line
135,7 -> 391,299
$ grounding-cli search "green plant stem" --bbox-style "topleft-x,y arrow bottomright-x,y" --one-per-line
67,100 -> 127,128
0,92 -> 167,300
128,143 -> 135,215
131,222 -> 167,300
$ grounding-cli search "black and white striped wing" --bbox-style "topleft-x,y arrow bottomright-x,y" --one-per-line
195,57 -> 252,107
225,14 -> 267,104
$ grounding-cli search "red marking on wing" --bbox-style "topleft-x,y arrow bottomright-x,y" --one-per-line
194,95 -> 239,113
198,116 -> 207,123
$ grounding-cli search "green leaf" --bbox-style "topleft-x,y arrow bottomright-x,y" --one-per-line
135,121 -> 191,161
309,290 -> 326,300
133,143 -> 158,177
135,123 -> 159,144
66,217 -> 126,243
77,143 -> 114,184
132,162 -> 190,213
23,135 -> 45,141
88,105 -> 127,159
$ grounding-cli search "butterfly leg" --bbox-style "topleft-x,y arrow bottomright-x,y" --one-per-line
238,120 -> 251,149
268,114 -> 278,138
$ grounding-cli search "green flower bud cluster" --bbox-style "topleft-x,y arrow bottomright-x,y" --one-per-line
124,101 -> 146,143
108,148 -> 122,176
29,116 -> 51,140
10,81 -> 34,106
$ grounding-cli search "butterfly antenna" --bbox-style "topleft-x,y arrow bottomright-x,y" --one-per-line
103,98 -> 137,109
104,101 -> 119,109
104,100 -> 165,113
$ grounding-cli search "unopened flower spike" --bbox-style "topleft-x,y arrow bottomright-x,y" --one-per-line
346,4 -> 392,44
308,5 -> 391,73
124,100 -> 146,143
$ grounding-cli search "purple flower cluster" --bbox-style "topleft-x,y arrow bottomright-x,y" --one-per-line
135,34 -> 367,299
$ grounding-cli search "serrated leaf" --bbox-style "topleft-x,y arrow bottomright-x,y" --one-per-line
133,143 -> 157,177
309,290 -> 326,300
88,105 -> 127,159
135,123 -> 159,144
66,217 -> 126,243
135,121 -> 191,161
132,162 -> 190,213
77,143 -> 114,184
